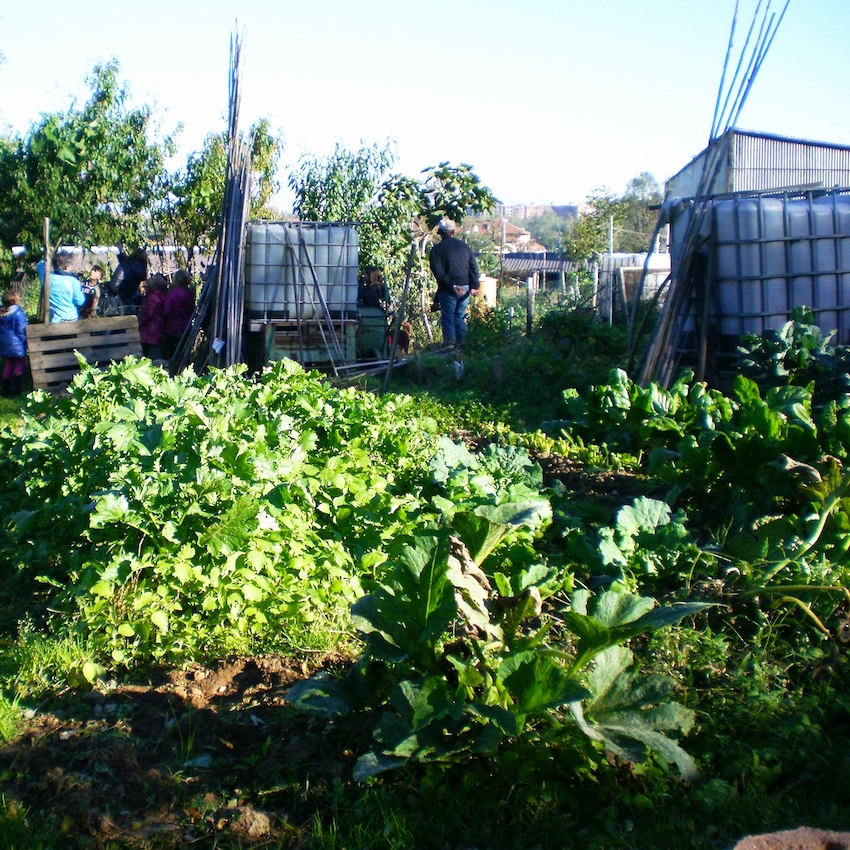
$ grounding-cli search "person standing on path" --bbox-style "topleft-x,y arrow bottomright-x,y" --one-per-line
428,218 -> 480,347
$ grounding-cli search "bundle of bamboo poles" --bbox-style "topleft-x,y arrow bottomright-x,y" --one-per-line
170,29 -> 253,376
637,0 -> 790,388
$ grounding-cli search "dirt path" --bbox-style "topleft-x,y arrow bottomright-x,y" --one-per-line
1,653 -> 360,846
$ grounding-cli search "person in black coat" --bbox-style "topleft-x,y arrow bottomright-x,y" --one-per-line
428,219 -> 479,346
108,247 -> 148,309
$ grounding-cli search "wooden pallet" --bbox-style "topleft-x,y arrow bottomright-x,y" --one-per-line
27,316 -> 142,392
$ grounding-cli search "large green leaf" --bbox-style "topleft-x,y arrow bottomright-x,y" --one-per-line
429,437 -> 478,485
198,495 -> 259,555
287,671 -> 359,719
390,678 -> 461,731
351,533 -> 456,666
570,646 -> 698,780
499,652 -> 590,715
563,591 -> 712,672
353,751 -> 407,781
475,497 -> 552,532
593,591 -> 656,627
467,702 -> 522,738
452,511 -> 508,567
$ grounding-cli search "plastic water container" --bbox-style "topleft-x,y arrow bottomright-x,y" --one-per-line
712,195 -> 849,341
245,222 -> 359,320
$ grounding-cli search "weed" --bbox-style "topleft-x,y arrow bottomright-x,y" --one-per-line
0,623 -> 102,699
0,796 -> 64,850
166,705 -> 201,767
0,693 -> 21,744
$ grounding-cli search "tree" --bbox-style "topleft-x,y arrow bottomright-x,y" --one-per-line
562,191 -> 625,262
167,118 -> 282,255
0,61 -> 172,258
289,140 -> 394,223
288,143 -> 497,286
288,140 -> 418,283
417,162 -> 498,231
617,171 -> 663,253
516,208 -> 572,252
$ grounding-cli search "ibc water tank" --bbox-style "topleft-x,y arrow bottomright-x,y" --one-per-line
244,222 -> 359,320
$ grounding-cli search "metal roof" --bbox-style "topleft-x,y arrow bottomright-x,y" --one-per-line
501,253 -> 577,273
666,129 -> 850,199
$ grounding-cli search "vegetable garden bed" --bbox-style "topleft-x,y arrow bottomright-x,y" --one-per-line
1,313 -> 849,849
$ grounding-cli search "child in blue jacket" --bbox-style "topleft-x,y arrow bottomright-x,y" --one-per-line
0,289 -> 28,396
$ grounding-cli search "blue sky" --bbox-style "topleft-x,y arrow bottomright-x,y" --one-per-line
1,0 -> 848,210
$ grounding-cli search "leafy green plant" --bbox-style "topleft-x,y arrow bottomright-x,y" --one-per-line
290,441 -> 708,781
555,496 -> 707,595
0,358 -> 443,664
292,526 -> 707,781
549,368 -> 850,531
736,306 -> 850,405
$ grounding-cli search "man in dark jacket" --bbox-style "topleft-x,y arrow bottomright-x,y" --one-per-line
429,218 -> 479,346
108,247 -> 147,309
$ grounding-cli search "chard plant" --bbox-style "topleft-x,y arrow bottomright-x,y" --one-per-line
546,368 -> 850,653
736,306 -> 850,406
290,439 -> 710,781
549,367 -> 850,534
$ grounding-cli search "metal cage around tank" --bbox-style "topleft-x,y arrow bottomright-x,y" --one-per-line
244,221 -> 360,371
668,188 -> 850,351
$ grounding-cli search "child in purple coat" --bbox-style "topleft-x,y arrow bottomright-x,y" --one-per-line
162,270 -> 196,359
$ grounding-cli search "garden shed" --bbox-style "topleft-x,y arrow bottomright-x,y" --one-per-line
665,129 -> 850,199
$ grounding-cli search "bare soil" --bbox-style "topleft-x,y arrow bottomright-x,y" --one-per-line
534,452 -> 663,506
1,653 -> 363,847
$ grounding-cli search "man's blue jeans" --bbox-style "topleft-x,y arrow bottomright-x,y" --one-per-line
438,291 -> 470,345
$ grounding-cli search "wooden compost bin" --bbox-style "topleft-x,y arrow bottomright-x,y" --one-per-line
26,316 -> 142,392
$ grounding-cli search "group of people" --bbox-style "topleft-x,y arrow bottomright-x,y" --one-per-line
3,221 -> 478,397
43,247 -> 195,359
0,247 -> 197,397
135,268 -> 195,358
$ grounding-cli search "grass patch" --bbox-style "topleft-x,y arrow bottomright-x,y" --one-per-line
0,624 -> 103,700
0,694 -> 21,745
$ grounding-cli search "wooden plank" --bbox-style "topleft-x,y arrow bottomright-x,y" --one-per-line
26,315 -> 144,391
29,366 -> 85,388
28,336 -> 141,362
27,316 -> 139,347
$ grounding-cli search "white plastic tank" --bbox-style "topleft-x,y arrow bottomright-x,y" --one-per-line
245,222 -> 359,320
709,193 -> 850,346
477,276 -> 497,308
